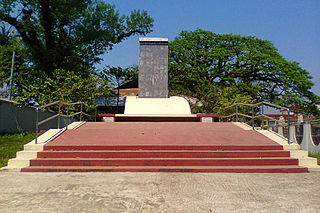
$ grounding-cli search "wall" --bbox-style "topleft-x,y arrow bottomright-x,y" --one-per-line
0,101 -> 73,133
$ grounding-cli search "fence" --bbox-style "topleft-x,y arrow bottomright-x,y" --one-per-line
218,102 -> 320,153
219,102 -> 291,144
0,99 -> 71,133
34,101 -> 96,143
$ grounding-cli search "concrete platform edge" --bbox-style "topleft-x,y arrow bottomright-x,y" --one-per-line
254,125 -> 320,171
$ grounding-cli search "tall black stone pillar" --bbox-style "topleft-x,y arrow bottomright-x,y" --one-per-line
138,37 -> 168,98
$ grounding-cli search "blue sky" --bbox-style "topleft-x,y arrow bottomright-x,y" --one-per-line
100,0 -> 320,96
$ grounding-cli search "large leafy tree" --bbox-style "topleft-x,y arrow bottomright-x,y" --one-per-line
0,0 -> 153,76
0,1 -> 153,109
169,29 -> 319,114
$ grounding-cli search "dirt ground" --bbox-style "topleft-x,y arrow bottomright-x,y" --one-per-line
0,171 -> 319,213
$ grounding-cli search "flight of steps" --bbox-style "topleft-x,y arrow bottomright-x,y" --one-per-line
21,144 -> 308,173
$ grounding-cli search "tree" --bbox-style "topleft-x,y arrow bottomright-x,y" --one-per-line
0,0 -> 153,76
101,65 -> 137,106
13,69 -> 109,114
169,29 -> 319,114
0,26 -> 30,98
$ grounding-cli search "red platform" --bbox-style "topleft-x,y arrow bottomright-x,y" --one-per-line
21,122 -> 308,173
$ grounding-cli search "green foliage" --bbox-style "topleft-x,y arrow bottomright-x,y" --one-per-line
0,1 -> 152,108
169,29 -> 319,114
0,28 -> 29,98
102,65 -> 138,88
0,132 -> 34,167
0,0 -> 153,76
211,86 -> 254,114
122,65 -> 139,88
13,69 -> 109,113
0,27 -> 109,111
101,65 -> 137,106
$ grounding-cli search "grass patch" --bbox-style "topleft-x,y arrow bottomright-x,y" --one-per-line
0,133 -> 35,168
309,153 -> 320,165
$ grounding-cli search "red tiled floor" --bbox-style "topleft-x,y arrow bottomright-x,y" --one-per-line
45,122 -> 280,148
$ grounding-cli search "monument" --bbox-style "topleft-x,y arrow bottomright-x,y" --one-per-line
100,37 -> 215,121
138,37 -> 168,98
124,37 -> 191,115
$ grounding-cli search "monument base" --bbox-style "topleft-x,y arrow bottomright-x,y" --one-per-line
124,96 -> 191,115
97,96 -> 218,122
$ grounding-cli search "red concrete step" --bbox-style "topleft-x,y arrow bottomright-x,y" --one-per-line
29,157 -> 298,167
37,150 -> 290,158
21,123 -> 308,173
21,165 -> 308,173
43,145 -> 284,151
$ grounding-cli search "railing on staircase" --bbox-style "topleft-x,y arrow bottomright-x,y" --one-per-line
299,119 -> 320,153
219,102 -> 320,153
218,102 -> 291,144
35,101 -> 97,144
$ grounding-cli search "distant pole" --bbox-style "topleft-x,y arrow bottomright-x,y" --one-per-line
9,50 -> 15,100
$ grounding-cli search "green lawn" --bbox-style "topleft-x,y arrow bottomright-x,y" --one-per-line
0,133 -> 35,168
309,153 -> 320,165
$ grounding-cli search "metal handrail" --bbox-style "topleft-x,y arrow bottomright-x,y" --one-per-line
38,101 -> 60,110
35,101 -> 96,144
81,112 -> 95,117
219,102 -> 291,144
38,114 -> 60,126
222,102 -> 287,110
310,119 -> 320,124
220,113 -> 289,126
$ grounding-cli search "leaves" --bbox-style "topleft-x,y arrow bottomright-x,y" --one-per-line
0,29 -> 29,97
169,29 -> 319,115
0,0 -> 153,76
0,1 -> 152,111
101,65 -> 138,106
12,69 -> 109,114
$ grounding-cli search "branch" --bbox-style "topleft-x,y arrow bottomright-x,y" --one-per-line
0,10 -> 20,29
0,10 -> 41,49
117,30 -> 145,42
0,11 -> 30,45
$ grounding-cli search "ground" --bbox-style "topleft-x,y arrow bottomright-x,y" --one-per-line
0,171 -> 319,212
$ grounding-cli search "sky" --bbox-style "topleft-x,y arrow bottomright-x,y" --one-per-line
99,0 -> 320,96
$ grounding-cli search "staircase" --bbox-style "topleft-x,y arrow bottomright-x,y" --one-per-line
21,122 -> 308,173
